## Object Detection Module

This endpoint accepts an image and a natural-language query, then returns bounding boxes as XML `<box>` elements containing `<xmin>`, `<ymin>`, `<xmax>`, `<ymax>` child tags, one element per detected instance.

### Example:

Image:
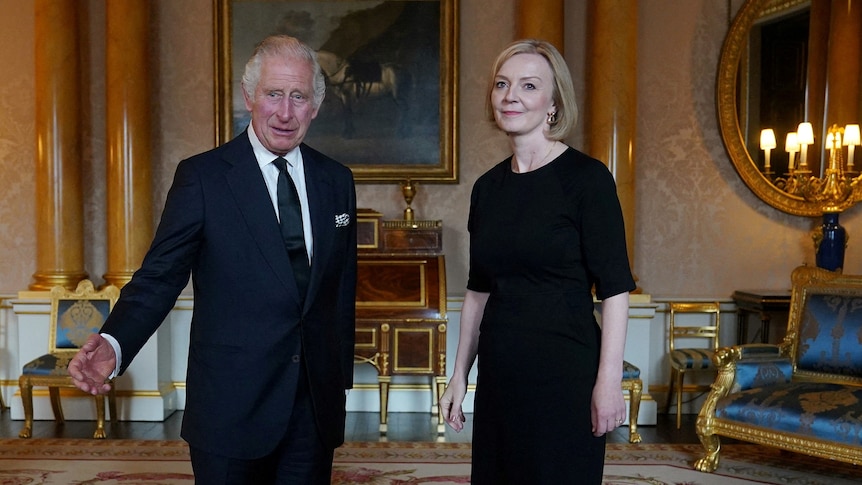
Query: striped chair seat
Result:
<box><xmin>670</xmin><ymin>348</ymin><xmax>715</xmax><ymax>371</ymax></box>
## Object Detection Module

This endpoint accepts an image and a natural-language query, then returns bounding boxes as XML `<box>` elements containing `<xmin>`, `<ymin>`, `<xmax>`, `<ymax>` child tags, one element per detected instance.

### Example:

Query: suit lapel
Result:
<box><xmin>301</xmin><ymin>144</ymin><xmax>335</xmax><ymax>307</ymax></box>
<box><xmin>222</xmin><ymin>133</ymin><xmax>301</xmax><ymax>300</ymax></box>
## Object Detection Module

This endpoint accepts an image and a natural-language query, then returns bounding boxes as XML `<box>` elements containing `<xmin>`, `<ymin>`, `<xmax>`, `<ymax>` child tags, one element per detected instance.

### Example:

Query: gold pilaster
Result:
<box><xmin>31</xmin><ymin>0</ymin><xmax>88</xmax><ymax>290</ymax></box>
<box><xmin>585</xmin><ymin>0</ymin><xmax>638</xmax><ymax>273</ymax></box>
<box><xmin>824</xmin><ymin>0</ymin><xmax>862</xmax><ymax>129</ymax></box>
<box><xmin>516</xmin><ymin>0</ymin><xmax>564</xmax><ymax>51</ymax></box>
<box><xmin>103</xmin><ymin>0</ymin><xmax>153</xmax><ymax>288</ymax></box>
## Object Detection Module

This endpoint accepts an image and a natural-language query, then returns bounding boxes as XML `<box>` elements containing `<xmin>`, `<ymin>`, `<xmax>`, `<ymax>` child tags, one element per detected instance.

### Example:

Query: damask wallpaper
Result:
<box><xmin>0</xmin><ymin>0</ymin><xmax>859</xmax><ymax>300</ymax></box>
<box><xmin>0</xmin><ymin>3</ymin><xmax>36</xmax><ymax>295</ymax></box>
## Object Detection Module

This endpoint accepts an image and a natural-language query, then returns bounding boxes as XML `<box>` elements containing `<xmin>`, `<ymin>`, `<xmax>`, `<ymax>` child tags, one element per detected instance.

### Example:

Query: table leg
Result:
<box><xmin>435</xmin><ymin>376</ymin><xmax>447</xmax><ymax>435</ymax></box>
<box><xmin>759</xmin><ymin>312</ymin><xmax>771</xmax><ymax>343</ymax></box>
<box><xmin>736</xmin><ymin>310</ymin><xmax>748</xmax><ymax>345</ymax></box>
<box><xmin>378</xmin><ymin>376</ymin><xmax>391</xmax><ymax>435</ymax></box>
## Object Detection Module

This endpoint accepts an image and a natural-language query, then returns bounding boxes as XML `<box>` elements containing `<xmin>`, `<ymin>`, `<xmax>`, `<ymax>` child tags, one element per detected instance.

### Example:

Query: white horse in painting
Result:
<box><xmin>317</xmin><ymin>50</ymin><xmax>411</xmax><ymax>138</ymax></box>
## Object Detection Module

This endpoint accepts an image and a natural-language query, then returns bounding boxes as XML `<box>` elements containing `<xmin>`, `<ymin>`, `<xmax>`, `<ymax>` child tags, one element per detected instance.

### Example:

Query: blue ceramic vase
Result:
<box><xmin>815</xmin><ymin>212</ymin><xmax>846</xmax><ymax>272</ymax></box>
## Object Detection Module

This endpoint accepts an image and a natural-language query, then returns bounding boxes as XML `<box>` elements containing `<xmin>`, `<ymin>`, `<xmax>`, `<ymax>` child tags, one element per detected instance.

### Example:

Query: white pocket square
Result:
<box><xmin>335</xmin><ymin>213</ymin><xmax>350</xmax><ymax>227</ymax></box>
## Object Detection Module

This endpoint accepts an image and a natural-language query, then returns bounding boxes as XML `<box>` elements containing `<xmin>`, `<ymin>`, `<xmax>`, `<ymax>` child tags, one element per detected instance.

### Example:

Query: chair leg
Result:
<box><xmin>93</xmin><ymin>394</ymin><xmax>108</xmax><ymax>439</ymax></box>
<box><xmin>18</xmin><ymin>376</ymin><xmax>34</xmax><ymax>438</ymax></box>
<box><xmin>676</xmin><ymin>369</ymin><xmax>684</xmax><ymax>429</ymax></box>
<box><xmin>108</xmin><ymin>387</ymin><xmax>118</xmax><ymax>424</ymax></box>
<box><xmin>664</xmin><ymin>367</ymin><xmax>675</xmax><ymax>415</ymax></box>
<box><xmin>48</xmin><ymin>386</ymin><xmax>65</xmax><ymax>424</ymax></box>
<box><xmin>628</xmin><ymin>380</ymin><xmax>643</xmax><ymax>443</ymax></box>
<box><xmin>694</xmin><ymin>428</ymin><xmax>722</xmax><ymax>472</ymax></box>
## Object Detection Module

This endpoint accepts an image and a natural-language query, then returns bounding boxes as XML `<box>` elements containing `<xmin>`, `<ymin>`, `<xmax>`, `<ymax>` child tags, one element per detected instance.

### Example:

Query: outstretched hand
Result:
<box><xmin>68</xmin><ymin>333</ymin><xmax>116</xmax><ymax>395</ymax></box>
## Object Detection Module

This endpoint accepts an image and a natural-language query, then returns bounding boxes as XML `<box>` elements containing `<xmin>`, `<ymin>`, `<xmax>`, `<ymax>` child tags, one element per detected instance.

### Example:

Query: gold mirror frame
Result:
<box><xmin>717</xmin><ymin>0</ymin><xmax>821</xmax><ymax>216</ymax></box>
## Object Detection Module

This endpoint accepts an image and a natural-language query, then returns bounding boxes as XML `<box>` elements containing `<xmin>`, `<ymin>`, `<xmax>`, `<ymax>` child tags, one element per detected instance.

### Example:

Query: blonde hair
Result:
<box><xmin>485</xmin><ymin>39</ymin><xmax>578</xmax><ymax>140</ymax></box>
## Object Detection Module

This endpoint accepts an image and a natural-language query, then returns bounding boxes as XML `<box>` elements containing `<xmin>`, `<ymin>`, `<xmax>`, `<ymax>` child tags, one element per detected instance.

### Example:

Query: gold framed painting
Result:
<box><xmin>214</xmin><ymin>0</ymin><xmax>459</xmax><ymax>183</ymax></box>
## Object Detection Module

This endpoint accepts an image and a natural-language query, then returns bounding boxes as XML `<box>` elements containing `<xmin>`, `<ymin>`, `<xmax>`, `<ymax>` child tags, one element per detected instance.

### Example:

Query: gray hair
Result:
<box><xmin>241</xmin><ymin>35</ymin><xmax>326</xmax><ymax>108</ymax></box>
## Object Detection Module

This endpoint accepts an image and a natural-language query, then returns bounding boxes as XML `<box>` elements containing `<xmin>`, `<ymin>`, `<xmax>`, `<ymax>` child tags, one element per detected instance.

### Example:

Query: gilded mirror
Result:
<box><xmin>717</xmin><ymin>0</ymin><xmax>862</xmax><ymax>216</ymax></box>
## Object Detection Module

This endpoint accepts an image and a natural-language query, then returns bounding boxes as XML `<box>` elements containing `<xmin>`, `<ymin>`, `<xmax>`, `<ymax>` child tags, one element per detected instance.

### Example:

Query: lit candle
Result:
<box><xmin>760</xmin><ymin>129</ymin><xmax>776</xmax><ymax>172</ymax></box>
<box><xmin>785</xmin><ymin>132</ymin><xmax>798</xmax><ymax>172</ymax></box>
<box><xmin>844</xmin><ymin>124</ymin><xmax>860</xmax><ymax>171</ymax></box>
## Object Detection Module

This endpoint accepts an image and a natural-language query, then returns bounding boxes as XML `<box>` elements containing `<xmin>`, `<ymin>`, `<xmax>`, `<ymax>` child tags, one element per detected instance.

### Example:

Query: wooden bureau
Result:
<box><xmin>354</xmin><ymin>210</ymin><xmax>447</xmax><ymax>434</ymax></box>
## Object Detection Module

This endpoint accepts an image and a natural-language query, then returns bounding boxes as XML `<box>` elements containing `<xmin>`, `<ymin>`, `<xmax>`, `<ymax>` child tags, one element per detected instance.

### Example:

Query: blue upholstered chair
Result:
<box><xmin>695</xmin><ymin>266</ymin><xmax>862</xmax><ymax>473</ymax></box>
<box><xmin>18</xmin><ymin>280</ymin><xmax>120</xmax><ymax>439</ymax></box>
<box><xmin>621</xmin><ymin>360</ymin><xmax>643</xmax><ymax>443</ymax></box>
<box><xmin>665</xmin><ymin>301</ymin><xmax>721</xmax><ymax>428</ymax></box>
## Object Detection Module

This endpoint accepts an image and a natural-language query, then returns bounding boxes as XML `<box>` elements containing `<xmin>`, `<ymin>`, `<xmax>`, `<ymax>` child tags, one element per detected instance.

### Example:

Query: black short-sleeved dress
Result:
<box><xmin>467</xmin><ymin>147</ymin><xmax>636</xmax><ymax>485</ymax></box>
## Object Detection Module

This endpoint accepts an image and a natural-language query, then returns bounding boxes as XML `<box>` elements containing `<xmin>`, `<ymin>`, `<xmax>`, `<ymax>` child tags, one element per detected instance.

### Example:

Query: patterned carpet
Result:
<box><xmin>0</xmin><ymin>439</ymin><xmax>858</xmax><ymax>484</ymax></box>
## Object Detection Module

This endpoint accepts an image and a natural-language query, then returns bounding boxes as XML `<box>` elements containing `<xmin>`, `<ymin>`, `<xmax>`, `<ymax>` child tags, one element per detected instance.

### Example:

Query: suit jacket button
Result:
<box><xmin>292</xmin><ymin>355</ymin><xmax>300</xmax><ymax>363</ymax></box>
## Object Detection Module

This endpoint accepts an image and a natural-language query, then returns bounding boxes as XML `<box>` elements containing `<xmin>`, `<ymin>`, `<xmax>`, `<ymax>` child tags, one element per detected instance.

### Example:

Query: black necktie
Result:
<box><xmin>274</xmin><ymin>157</ymin><xmax>309</xmax><ymax>298</ymax></box>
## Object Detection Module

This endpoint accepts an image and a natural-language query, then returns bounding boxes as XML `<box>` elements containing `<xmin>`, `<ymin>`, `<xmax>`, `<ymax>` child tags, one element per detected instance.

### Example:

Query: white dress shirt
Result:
<box><xmin>249</xmin><ymin>127</ymin><xmax>314</xmax><ymax>264</ymax></box>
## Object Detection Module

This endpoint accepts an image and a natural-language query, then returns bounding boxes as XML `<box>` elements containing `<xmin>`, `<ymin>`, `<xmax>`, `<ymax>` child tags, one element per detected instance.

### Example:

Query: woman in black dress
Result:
<box><xmin>439</xmin><ymin>39</ymin><xmax>636</xmax><ymax>484</ymax></box>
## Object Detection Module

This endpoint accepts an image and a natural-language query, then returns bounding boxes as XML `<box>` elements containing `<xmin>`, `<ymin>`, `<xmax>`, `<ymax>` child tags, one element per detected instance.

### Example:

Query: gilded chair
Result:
<box><xmin>18</xmin><ymin>280</ymin><xmax>120</xmax><ymax>439</ymax></box>
<box><xmin>694</xmin><ymin>266</ymin><xmax>862</xmax><ymax>472</ymax></box>
<box><xmin>621</xmin><ymin>360</ymin><xmax>642</xmax><ymax>443</ymax></box>
<box><xmin>664</xmin><ymin>301</ymin><xmax>721</xmax><ymax>428</ymax></box>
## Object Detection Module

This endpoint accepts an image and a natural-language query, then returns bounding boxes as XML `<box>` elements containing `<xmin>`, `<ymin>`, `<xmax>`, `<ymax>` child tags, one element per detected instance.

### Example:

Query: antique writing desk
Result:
<box><xmin>355</xmin><ymin>210</ymin><xmax>447</xmax><ymax>434</ymax></box>
<box><xmin>731</xmin><ymin>289</ymin><xmax>791</xmax><ymax>344</ymax></box>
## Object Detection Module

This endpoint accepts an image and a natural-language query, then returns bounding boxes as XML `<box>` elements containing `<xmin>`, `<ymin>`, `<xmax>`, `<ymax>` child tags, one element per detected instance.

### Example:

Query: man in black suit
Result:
<box><xmin>69</xmin><ymin>35</ymin><xmax>357</xmax><ymax>484</ymax></box>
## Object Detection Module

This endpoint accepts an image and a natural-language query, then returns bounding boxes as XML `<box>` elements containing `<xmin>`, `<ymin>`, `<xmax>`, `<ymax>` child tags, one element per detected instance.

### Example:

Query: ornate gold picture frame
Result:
<box><xmin>214</xmin><ymin>0</ymin><xmax>459</xmax><ymax>183</ymax></box>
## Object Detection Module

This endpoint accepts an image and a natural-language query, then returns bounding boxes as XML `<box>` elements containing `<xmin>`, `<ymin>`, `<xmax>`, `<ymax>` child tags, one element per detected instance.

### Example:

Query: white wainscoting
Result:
<box><xmin>2</xmin><ymin>293</ymin><xmax>743</xmax><ymax>426</ymax></box>
<box><xmin>6</xmin><ymin>293</ymin><xmax>190</xmax><ymax>422</ymax></box>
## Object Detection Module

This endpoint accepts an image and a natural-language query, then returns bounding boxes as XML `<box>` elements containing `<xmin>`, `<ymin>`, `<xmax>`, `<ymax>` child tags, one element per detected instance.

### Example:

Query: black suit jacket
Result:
<box><xmin>100</xmin><ymin>132</ymin><xmax>357</xmax><ymax>458</ymax></box>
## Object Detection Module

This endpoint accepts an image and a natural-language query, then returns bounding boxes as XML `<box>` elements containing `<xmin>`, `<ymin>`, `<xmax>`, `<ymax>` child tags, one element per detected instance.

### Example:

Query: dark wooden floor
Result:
<box><xmin>0</xmin><ymin>408</ymin><xmax>701</xmax><ymax>444</ymax></box>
